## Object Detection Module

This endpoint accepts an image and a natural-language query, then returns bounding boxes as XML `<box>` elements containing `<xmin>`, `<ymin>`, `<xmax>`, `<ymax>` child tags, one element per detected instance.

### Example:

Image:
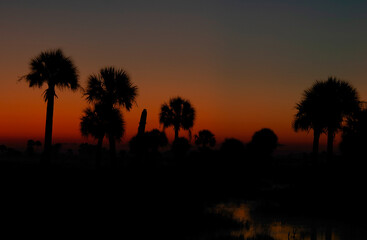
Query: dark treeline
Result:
<box><xmin>2</xmin><ymin>50</ymin><xmax>367</xmax><ymax>239</ymax></box>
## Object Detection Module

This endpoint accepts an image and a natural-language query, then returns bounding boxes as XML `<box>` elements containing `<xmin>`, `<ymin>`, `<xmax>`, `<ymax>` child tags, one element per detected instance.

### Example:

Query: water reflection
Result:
<box><xmin>214</xmin><ymin>202</ymin><xmax>364</xmax><ymax>240</ymax></box>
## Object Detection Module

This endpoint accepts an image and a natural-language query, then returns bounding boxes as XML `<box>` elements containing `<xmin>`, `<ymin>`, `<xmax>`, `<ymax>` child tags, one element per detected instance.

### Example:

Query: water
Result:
<box><xmin>213</xmin><ymin>201</ymin><xmax>366</xmax><ymax>240</ymax></box>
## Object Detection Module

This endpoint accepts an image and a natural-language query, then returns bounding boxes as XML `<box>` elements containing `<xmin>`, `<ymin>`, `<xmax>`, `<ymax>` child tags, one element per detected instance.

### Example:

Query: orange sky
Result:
<box><xmin>1</xmin><ymin>1</ymin><xmax>367</xmax><ymax>153</ymax></box>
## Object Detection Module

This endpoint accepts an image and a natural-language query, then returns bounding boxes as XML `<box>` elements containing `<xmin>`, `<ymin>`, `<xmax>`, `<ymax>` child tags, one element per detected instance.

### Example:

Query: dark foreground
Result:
<box><xmin>1</xmin><ymin>153</ymin><xmax>367</xmax><ymax>239</ymax></box>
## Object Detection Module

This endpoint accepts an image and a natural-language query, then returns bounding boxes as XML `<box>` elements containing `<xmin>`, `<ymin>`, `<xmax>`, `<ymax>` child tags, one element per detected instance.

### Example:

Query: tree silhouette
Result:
<box><xmin>159</xmin><ymin>97</ymin><xmax>195</xmax><ymax>141</ymax></box>
<box><xmin>84</xmin><ymin>67</ymin><xmax>137</xmax><ymax>165</ymax></box>
<box><xmin>340</xmin><ymin>107</ymin><xmax>367</xmax><ymax>160</ymax></box>
<box><xmin>248</xmin><ymin>128</ymin><xmax>278</xmax><ymax>158</ymax></box>
<box><xmin>80</xmin><ymin>103</ymin><xmax>125</xmax><ymax>167</ymax></box>
<box><xmin>21</xmin><ymin>49</ymin><xmax>79</xmax><ymax>161</ymax></box>
<box><xmin>220</xmin><ymin>138</ymin><xmax>245</xmax><ymax>158</ymax></box>
<box><xmin>293</xmin><ymin>98</ymin><xmax>325</xmax><ymax>157</ymax></box>
<box><xmin>129</xmin><ymin>129</ymin><xmax>168</xmax><ymax>155</ymax></box>
<box><xmin>194</xmin><ymin>130</ymin><xmax>216</xmax><ymax>150</ymax></box>
<box><xmin>294</xmin><ymin>77</ymin><xmax>360</xmax><ymax>158</ymax></box>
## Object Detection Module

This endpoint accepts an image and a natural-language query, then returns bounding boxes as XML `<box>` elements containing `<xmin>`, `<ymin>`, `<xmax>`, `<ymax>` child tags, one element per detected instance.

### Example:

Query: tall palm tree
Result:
<box><xmin>294</xmin><ymin>77</ymin><xmax>360</xmax><ymax>158</ymax></box>
<box><xmin>159</xmin><ymin>97</ymin><xmax>196</xmax><ymax>141</ymax></box>
<box><xmin>22</xmin><ymin>49</ymin><xmax>79</xmax><ymax>160</ymax></box>
<box><xmin>84</xmin><ymin>67</ymin><xmax>137</xmax><ymax>164</ymax></box>
<box><xmin>80</xmin><ymin>103</ymin><xmax>125</xmax><ymax>167</ymax></box>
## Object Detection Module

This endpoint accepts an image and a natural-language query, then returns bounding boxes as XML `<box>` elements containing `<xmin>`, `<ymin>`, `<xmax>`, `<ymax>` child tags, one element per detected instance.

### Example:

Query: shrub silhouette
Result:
<box><xmin>129</xmin><ymin>129</ymin><xmax>168</xmax><ymax>155</ymax></box>
<box><xmin>21</xmin><ymin>49</ymin><xmax>79</xmax><ymax>162</ymax></box>
<box><xmin>194</xmin><ymin>129</ymin><xmax>216</xmax><ymax>150</ymax></box>
<box><xmin>340</xmin><ymin>108</ymin><xmax>367</xmax><ymax>160</ymax></box>
<box><xmin>248</xmin><ymin>128</ymin><xmax>278</xmax><ymax>158</ymax></box>
<box><xmin>159</xmin><ymin>97</ymin><xmax>195</xmax><ymax>141</ymax></box>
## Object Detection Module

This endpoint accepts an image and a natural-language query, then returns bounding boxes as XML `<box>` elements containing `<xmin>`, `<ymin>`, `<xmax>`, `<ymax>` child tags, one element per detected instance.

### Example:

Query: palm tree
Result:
<box><xmin>84</xmin><ymin>67</ymin><xmax>137</xmax><ymax>164</ymax></box>
<box><xmin>294</xmin><ymin>77</ymin><xmax>360</xmax><ymax>158</ymax></box>
<box><xmin>80</xmin><ymin>103</ymin><xmax>125</xmax><ymax>167</ymax></box>
<box><xmin>159</xmin><ymin>97</ymin><xmax>196</xmax><ymax>141</ymax></box>
<box><xmin>293</xmin><ymin>97</ymin><xmax>326</xmax><ymax>157</ymax></box>
<box><xmin>194</xmin><ymin>130</ymin><xmax>216</xmax><ymax>149</ymax></box>
<box><xmin>22</xmin><ymin>49</ymin><xmax>79</xmax><ymax>161</ymax></box>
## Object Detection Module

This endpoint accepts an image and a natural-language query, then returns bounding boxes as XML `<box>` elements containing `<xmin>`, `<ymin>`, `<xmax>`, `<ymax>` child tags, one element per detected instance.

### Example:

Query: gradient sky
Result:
<box><xmin>1</xmin><ymin>0</ymin><xmax>367</xmax><ymax>152</ymax></box>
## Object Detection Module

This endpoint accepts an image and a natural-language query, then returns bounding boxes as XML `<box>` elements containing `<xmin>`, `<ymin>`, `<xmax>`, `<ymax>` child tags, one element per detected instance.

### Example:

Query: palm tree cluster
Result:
<box><xmin>293</xmin><ymin>77</ymin><xmax>360</xmax><ymax>158</ymax></box>
<box><xmin>82</xmin><ymin>67</ymin><xmax>137</xmax><ymax>165</ymax></box>
<box><xmin>22</xmin><ymin>49</ymin><xmax>138</xmax><ymax>166</ymax></box>
<box><xmin>22</xmin><ymin>49</ymin><xmax>363</xmax><ymax>166</ymax></box>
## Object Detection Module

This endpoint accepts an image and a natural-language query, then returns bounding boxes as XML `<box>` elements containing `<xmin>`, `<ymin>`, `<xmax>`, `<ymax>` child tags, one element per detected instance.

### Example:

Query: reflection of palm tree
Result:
<box><xmin>159</xmin><ymin>97</ymin><xmax>195</xmax><ymax>141</ymax></box>
<box><xmin>80</xmin><ymin>104</ymin><xmax>124</xmax><ymax>167</ymax></box>
<box><xmin>294</xmin><ymin>77</ymin><xmax>360</xmax><ymax>157</ymax></box>
<box><xmin>22</xmin><ymin>49</ymin><xmax>79</xmax><ymax>161</ymax></box>
<box><xmin>84</xmin><ymin>67</ymin><xmax>137</xmax><ymax>164</ymax></box>
<box><xmin>194</xmin><ymin>130</ymin><xmax>216</xmax><ymax>149</ymax></box>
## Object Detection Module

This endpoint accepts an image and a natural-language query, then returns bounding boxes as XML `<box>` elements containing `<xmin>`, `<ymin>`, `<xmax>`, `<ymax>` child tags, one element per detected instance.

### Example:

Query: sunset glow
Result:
<box><xmin>1</xmin><ymin>1</ymin><xmax>367</xmax><ymax>153</ymax></box>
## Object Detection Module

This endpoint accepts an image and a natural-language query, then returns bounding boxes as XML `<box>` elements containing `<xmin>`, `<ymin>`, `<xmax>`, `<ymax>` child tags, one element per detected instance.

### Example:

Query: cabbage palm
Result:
<box><xmin>159</xmin><ymin>97</ymin><xmax>195</xmax><ymax>141</ymax></box>
<box><xmin>84</xmin><ymin>67</ymin><xmax>137</xmax><ymax>164</ymax></box>
<box><xmin>293</xmin><ymin>97</ymin><xmax>326</xmax><ymax>157</ymax></box>
<box><xmin>80</xmin><ymin>103</ymin><xmax>124</xmax><ymax>167</ymax></box>
<box><xmin>22</xmin><ymin>49</ymin><xmax>79</xmax><ymax>160</ymax></box>
<box><xmin>294</xmin><ymin>77</ymin><xmax>360</xmax><ymax>158</ymax></box>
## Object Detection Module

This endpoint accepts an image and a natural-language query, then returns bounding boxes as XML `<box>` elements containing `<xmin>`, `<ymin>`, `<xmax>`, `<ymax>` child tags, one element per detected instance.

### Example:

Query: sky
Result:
<box><xmin>1</xmin><ymin>0</ymin><xmax>367</xmax><ymax>152</ymax></box>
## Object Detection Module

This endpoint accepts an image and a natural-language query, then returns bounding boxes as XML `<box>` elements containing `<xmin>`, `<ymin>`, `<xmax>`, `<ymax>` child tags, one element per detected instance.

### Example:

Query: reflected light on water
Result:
<box><xmin>215</xmin><ymin>202</ymin><xmax>343</xmax><ymax>240</ymax></box>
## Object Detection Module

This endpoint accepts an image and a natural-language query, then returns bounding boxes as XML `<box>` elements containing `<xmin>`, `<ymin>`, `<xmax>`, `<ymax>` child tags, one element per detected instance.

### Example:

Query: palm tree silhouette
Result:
<box><xmin>21</xmin><ymin>49</ymin><xmax>79</xmax><ymax>161</ymax></box>
<box><xmin>293</xmin><ymin>96</ymin><xmax>326</xmax><ymax>158</ymax></box>
<box><xmin>194</xmin><ymin>130</ymin><xmax>216</xmax><ymax>149</ymax></box>
<box><xmin>80</xmin><ymin>103</ymin><xmax>125</xmax><ymax>167</ymax></box>
<box><xmin>159</xmin><ymin>97</ymin><xmax>195</xmax><ymax>141</ymax></box>
<box><xmin>84</xmin><ymin>67</ymin><xmax>137</xmax><ymax>164</ymax></box>
<box><xmin>294</xmin><ymin>77</ymin><xmax>360</xmax><ymax>158</ymax></box>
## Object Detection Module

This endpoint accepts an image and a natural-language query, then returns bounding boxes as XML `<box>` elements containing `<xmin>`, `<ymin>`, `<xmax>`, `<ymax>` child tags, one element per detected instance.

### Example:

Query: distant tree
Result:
<box><xmin>21</xmin><ymin>49</ymin><xmax>79</xmax><ymax>162</ymax></box>
<box><xmin>159</xmin><ymin>97</ymin><xmax>195</xmax><ymax>141</ymax></box>
<box><xmin>294</xmin><ymin>77</ymin><xmax>360</xmax><ymax>158</ymax></box>
<box><xmin>84</xmin><ymin>67</ymin><xmax>137</xmax><ymax>165</ymax></box>
<box><xmin>129</xmin><ymin>129</ymin><xmax>168</xmax><ymax>155</ymax></box>
<box><xmin>194</xmin><ymin>130</ymin><xmax>216</xmax><ymax>150</ymax></box>
<box><xmin>80</xmin><ymin>103</ymin><xmax>124</xmax><ymax>167</ymax></box>
<box><xmin>248</xmin><ymin>128</ymin><xmax>278</xmax><ymax>158</ymax></box>
<box><xmin>340</xmin><ymin>107</ymin><xmax>367</xmax><ymax>159</ymax></box>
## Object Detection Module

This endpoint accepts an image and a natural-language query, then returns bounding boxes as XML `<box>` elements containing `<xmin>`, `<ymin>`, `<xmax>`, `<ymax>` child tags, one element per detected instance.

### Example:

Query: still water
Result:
<box><xmin>213</xmin><ymin>202</ymin><xmax>366</xmax><ymax>240</ymax></box>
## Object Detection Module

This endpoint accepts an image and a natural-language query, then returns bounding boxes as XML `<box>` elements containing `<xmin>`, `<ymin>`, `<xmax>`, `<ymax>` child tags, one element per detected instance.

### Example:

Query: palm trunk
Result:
<box><xmin>312</xmin><ymin>129</ymin><xmax>320</xmax><ymax>162</ymax></box>
<box><xmin>96</xmin><ymin>137</ymin><xmax>103</xmax><ymax>168</ymax></box>
<box><xmin>327</xmin><ymin>127</ymin><xmax>334</xmax><ymax>160</ymax></box>
<box><xmin>43</xmin><ymin>86</ymin><xmax>55</xmax><ymax>164</ymax></box>
<box><xmin>109</xmin><ymin>135</ymin><xmax>117</xmax><ymax>167</ymax></box>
